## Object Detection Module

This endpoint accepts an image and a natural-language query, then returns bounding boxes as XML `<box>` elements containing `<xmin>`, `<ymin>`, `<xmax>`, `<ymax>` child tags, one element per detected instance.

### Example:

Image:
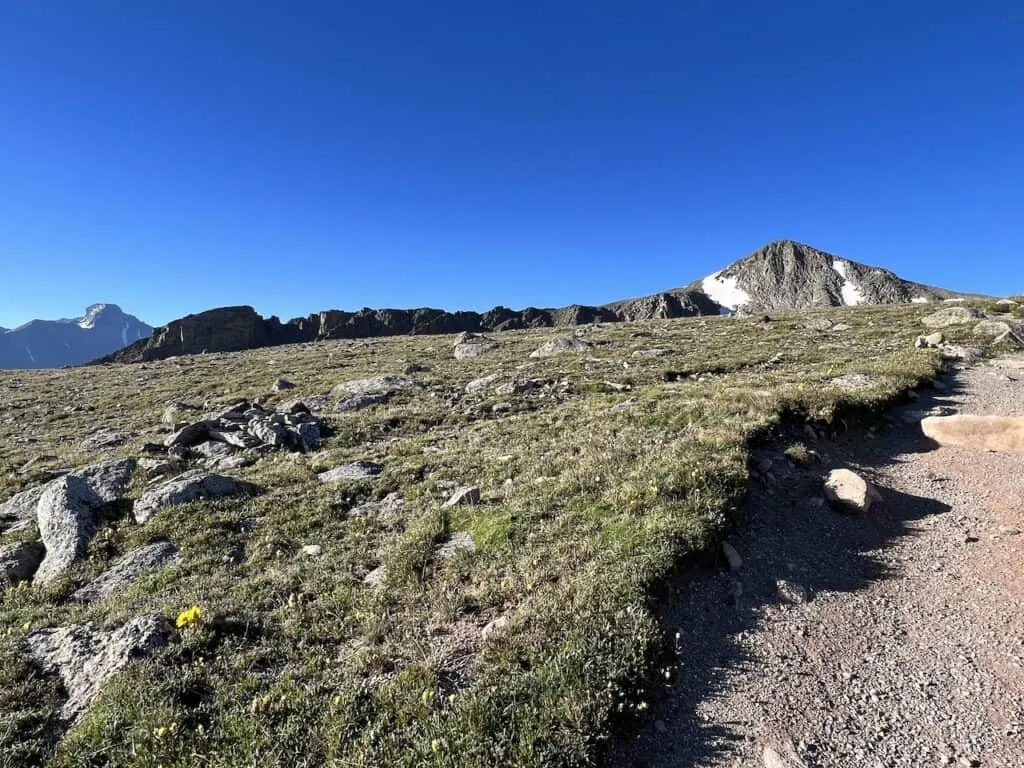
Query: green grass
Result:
<box><xmin>0</xmin><ymin>303</ymin><xmax>998</xmax><ymax>767</ymax></box>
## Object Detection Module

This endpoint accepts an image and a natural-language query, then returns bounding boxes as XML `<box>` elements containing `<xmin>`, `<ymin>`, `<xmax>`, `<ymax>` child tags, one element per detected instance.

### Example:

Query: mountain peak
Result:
<box><xmin>78</xmin><ymin>304</ymin><xmax>125</xmax><ymax>329</ymax></box>
<box><xmin>0</xmin><ymin>305</ymin><xmax>151</xmax><ymax>369</ymax></box>
<box><xmin>696</xmin><ymin>240</ymin><xmax>955</xmax><ymax>313</ymax></box>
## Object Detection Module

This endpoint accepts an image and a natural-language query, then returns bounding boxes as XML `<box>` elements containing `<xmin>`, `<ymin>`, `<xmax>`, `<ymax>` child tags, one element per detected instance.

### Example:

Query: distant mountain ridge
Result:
<box><xmin>0</xmin><ymin>304</ymin><xmax>151</xmax><ymax>369</ymax></box>
<box><xmin>96</xmin><ymin>240</ymin><xmax>967</xmax><ymax>365</ymax></box>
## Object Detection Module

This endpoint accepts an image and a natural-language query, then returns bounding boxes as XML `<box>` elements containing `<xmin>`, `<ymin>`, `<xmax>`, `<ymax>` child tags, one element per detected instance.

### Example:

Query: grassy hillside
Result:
<box><xmin>0</xmin><ymin>304</ymin><xmax>988</xmax><ymax>767</ymax></box>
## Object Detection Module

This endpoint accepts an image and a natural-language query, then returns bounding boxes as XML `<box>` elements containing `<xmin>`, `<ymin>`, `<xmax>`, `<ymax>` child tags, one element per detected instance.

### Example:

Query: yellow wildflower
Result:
<box><xmin>175</xmin><ymin>606</ymin><xmax>203</xmax><ymax>629</ymax></box>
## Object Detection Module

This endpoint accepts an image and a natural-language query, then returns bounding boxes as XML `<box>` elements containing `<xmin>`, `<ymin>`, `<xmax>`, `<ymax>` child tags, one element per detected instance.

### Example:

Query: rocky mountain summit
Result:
<box><xmin>691</xmin><ymin>240</ymin><xmax>956</xmax><ymax>313</ymax></box>
<box><xmin>0</xmin><ymin>304</ymin><xmax>151</xmax><ymax>369</ymax></box>
<box><xmin>96</xmin><ymin>240</ymin><xmax>967</xmax><ymax>365</ymax></box>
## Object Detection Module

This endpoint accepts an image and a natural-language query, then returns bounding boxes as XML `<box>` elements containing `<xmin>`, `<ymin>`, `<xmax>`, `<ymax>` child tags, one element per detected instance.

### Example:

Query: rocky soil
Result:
<box><xmin>611</xmin><ymin>355</ymin><xmax>1024</xmax><ymax>768</ymax></box>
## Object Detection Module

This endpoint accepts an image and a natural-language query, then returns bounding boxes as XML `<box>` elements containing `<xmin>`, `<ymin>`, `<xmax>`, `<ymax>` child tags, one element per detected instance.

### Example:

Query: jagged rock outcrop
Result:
<box><xmin>0</xmin><ymin>304</ymin><xmax>150</xmax><ymax>369</ymax></box>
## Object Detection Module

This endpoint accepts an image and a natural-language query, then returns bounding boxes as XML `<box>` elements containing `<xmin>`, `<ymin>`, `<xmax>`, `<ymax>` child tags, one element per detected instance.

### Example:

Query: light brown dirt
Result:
<box><xmin>610</xmin><ymin>355</ymin><xmax>1024</xmax><ymax>768</ymax></box>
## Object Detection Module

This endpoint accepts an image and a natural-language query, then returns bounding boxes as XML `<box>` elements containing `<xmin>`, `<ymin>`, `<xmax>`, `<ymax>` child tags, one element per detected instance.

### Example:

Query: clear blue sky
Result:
<box><xmin>1</xmin><ymin>1</ymin><xmax>1022</xmax><ymax>327</ymax></box>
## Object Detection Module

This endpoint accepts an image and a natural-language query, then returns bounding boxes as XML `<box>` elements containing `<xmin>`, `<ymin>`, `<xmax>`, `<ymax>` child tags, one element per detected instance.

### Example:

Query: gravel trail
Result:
<box><xmin>611</xmin><ymin>355</ymin><xmax>1024</xmax><ymax>768</ymax></box>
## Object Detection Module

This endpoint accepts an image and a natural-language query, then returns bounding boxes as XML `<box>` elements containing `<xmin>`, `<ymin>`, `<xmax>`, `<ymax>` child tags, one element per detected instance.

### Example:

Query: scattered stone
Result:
<box><xmin>466</xmin><ymin>374</ymin><xmax>500</xmax><ymax>393</ymax></box>
<box><xmin>331</xmin><ymin>376</ymin><xmax>423</xmax><ymax>397</ymax></box>
<box><xmin>164</xmin><ymin>421</ymin><xmax>212</xmax><ymax>449</ymax></box>
<box><xmin>363</xmin><ymin>565</ymin><xmax>387</xmax><ymax>589</ymax></box>
<box><xmin>721</xmin><ymin>541</ymin><xmax>742</xmax><ymax>571</ymax></box>
<box><xmin>138</xmin><ymin>456</ymin><xmax>185</xmax><ymax>479</ymax></box>
<box><xmin>301</xmin><ymin>544</ymin><xmax>323</xmax><ymax>557</ymax></box>
<box><xmin>823</xmin><ymin>468</ymin><xmax>874</xmax><ymax>514</ymax></box>
<box><xmin>436</xmin><ymin>531</ymin><xmax>475</xmax><ymax>558</ymax></box>
<box><xmin>938</xmin><ymin>345</ymin><xmax>984</xmax><ymax>363</ymax></box>
<box><xmin>495</xmin><ymin>379</ymin><xmax>548</xmax><ymax>396</ymax></box>
<box><xmin>347</xmin><ymin>493</ymin><xmax>404</xmax><ymax>520</ymax></box>
<box><xmin>631</xmin><ymin>348</ymin><xmax>674</xmax><ymax>358</ymax></box>
<box><xmin>915</xmin><ymin>332</ymin><xmax>946</xmax><ymax>349</ymax></box>
<box><xmin>192</xmin><ymin>441</ymin><xmax>235</xmax><ymax>461</ymax></box>
<box><xmin>35</xmin><ymin>476</ymin><xmax>104</xmax><ymax>583</ymax></box>
<box><xmin>610</xmin><ymin>397</ymin><xmax>639</xmax><ymax>414</ymax></box>
<box><xmin>0</xmin><ymin>541</ymin><xmax>45</xmax><ymax>590</ymax></box>
<box><xmin>247</xmin><ymin>417</ymin><xmax>287</xmax><ymax>448</ymax></box>
<box><xmin>921</xmin><ymin>415</ymin><xmax>1024</xmax><ymax>453</ymax></box>
<box><xmin>776</xmin><ymin>580</ymin><xmax>810</xmax><ymax>604</ymax></box>
<box><xmin>78</xmin><ymin>428</ymin><xmax>128</xmax><ymax>452</ymax></box>
<box><xmin>921</xmin><ymin>306</ymin><xmax>982</xmax><ymax>328</ymax></box>
<box><xmin>272</xmin><ymin>378</ymin><xmax>296</xmax><ymax>391</ymax></box>
<box><xmin>317</xmin><ymin>461</ymin><xmax>384</xmax><ymax>483</ymax></box>
<box><xmin>481</xmin><ymin>615</ymin><xmax>509</xmax><ymax>639</ymax></box>
<box><xmin>335</xmin><ymin>392</ymin><xmax>389</xmax><ymax>412</ymax></box>
<box><xmin>0</xmin><ymin>485</ymin><xmax>47</xmax><ymax>534</ymax></box>
<box><xmin>72</xmin><ymin>541</ymin><xmax>180</xmax><ymax>604</ymax></box>
<box><xmin>134</xmin><ymin>471</ymin><xmax>243</xmax><ymax>524</ymax></box>
<box><xmin>443</xmin><ymin>485</ymin><xmax>481</xmax><ymax>507</ymax></box>
<box><xmin>26</xmin><ymin>615</ymin><xmax>171</xmax><ymax>723</ymax></box>
<box><xmin>454</xmin><ymin>335</ymin><xmax>498</xmax><ymax>359</ymax></box>
<box><xmin>804</xmin><ymin>316</ymin><xmax>833</xmax><ymax>331</ymax></box>
<box><xmin>830</xmin><ymin>323</ymin><xmax>851</xmax><ymax>332</ymax></box>
<box><xmin>529</xmin><ymin>338</ymin><xmax>591</xmax><ymax>358</ymax></box>
<box><xmin>994</xmin><ymin>298</ymin><xmax>1020</xmax><ymax>310</ymax></box>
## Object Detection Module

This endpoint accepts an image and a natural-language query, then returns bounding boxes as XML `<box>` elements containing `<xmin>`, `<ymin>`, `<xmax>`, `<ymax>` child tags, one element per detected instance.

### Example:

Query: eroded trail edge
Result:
<box><xmin>612</xmin><ymin>355</ymin><xmax>1024</xmax><ymax>768</ymax></box>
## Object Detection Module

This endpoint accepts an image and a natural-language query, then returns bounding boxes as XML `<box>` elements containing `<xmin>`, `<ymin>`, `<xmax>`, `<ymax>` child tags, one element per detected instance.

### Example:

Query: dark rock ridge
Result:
<box><xmin>0</xmin><ymin>304</ymin><xmax>151</xmax><ymax>369</ymax></box>
<box><xmin>94</xmin><ymin>240</ymin><xmax>965</xmax><ymax>364</ymax></box>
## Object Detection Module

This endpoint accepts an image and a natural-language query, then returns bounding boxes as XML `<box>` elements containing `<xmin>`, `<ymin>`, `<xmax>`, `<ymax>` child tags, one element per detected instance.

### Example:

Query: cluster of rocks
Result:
<box><xmin>918</xmin><ymin>307</ymin><xmax>1024</xmax><ymax>355</ymax></box>
<box><xmin>159</xmin><ymin>398</ymin><xmax>324</xmax><ymax>467</ymax></box>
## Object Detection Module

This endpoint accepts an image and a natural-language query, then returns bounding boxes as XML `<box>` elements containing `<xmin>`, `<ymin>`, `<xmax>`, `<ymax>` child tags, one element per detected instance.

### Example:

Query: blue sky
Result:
<box><xmin>1</xmin><ymin>1</ymin><xmax>1022</xmax><ymax>328</ymax></box>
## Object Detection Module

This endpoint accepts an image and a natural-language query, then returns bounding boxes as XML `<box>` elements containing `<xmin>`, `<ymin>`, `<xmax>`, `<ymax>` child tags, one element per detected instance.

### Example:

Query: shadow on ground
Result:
<box><xmin>606</xmin><ymin>378</ymin><xmax>962</xmax><ymax>768</ymax></box>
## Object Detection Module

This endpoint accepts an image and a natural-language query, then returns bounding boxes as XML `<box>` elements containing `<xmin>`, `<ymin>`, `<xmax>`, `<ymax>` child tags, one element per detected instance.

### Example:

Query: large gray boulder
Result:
<box><xmin>317</xmin><ymin>462</ymin><xmax>384</xmax><ymax>483</ymax></box>
<box><xmin>0</xmin><ymin>541</ymin><xmax>45</xmax><ymax>590</ymax></box>
<box><xmin>75</xmin><ymin>458</ymin><xmax>136</xmax><ymax>503</ymax></box>
<box><xmin>529</xmin><ymin>338</ymin><xmax>592</xmax><ymax>358</ymax></box>
<box><xmin>331</xmin><ymin>376</ymin><xmax>423</xmax><ymax>397</ymax></box>
<box><xmin>454</xmin><ymin>334</ymin><xmax>498</xmax><ymax>360</ymax></box>
<box><xmin>35</xmin><ymin>476</ymin><xmax>104</xmax><ymax>584</ymax></box>
<box><xmin>134</xmin><ymin>471</ymin><xmax>242</xmax><ymax>524</ymax></box>
<box><xmin>72</xmin><ymin>541</ymin><xmax>180</xmax><ymax>604</ymax></box>
<box><xmin>823</xmin><ymin>469</ymin><xmax>874</xmax><ymax>514</ymax></box>
<box><xmin>26</xmin><ymin>615</ymin><xmax>171</xmax><ymax>723</ymax></box>
<box><xmin>921</xmin><ymin>306</ymin><xmax>982</xmax><ymax>328</ymax></box>
<box><xmin>164</xmin><ymin>421</ymin><xmax>212</xmax><ymax>449</ymax></box>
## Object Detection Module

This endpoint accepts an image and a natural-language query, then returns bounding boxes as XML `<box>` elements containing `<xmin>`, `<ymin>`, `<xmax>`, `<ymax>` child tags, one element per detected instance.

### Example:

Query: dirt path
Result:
<box><xmin>610</xmin><ymin>355</ymin><xmax>1024</xmax><ymax>768</ymax></box>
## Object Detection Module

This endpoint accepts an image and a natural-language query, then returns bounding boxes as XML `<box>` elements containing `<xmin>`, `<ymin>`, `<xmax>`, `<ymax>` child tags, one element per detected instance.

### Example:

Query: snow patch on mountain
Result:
<box><xmin>831</xmin><ymin>260</ymin><xmax>866</xmax><ymax>306</ymax></box>
<box><xmin>700</xmin><ymin>271</ymin><xmax>751</xmax><ymax>313</ymax></box>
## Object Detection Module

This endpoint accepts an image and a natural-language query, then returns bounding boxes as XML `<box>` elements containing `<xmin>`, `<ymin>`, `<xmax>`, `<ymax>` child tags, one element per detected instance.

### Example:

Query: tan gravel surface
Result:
<box><xmin>611</xmin><ymin>355</ymin><xmax>1024</xmax><ymax>768</ymax></box>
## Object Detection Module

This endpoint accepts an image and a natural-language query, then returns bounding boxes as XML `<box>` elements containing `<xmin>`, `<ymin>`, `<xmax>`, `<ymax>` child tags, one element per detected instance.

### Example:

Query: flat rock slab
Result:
<box><xmin>317</xmin><ymin>461</ymin><xmax>384</xmax><ymax>483</ymax></box>
<box><xmin>466</xmin><ymin>374</ymin><xmax>500</xmax><ymax>393</ymax></box>
<box><xmin>78</xmin><ymin>428</ymin><xmax>129</xmax><ymax>452</ymax></box>
<box><xmin>529</xmin><ymin>338</ymin><xmax>592</xmax><ymax>358</ymax></box>
<box><xmin>35</xmin><ymin>476</ymin><xmax>104</xmax><ymax>584</ymax></box>
<box><xmin>454</xmin><ymin>341</ymin><xmax>498</xmax><ymax>360</ymax></box>
<box><xmin>436</xmin><ymin>531</ymin><xmax>475</xmax><ymax>559</ymax></box>
<box><xmin>829</xmin><ymin>373</ymin><xmax>873</xmax><ymax>390</ymax></box>
<box><xmin>26</xmin><ymin>615</ymin><xmax>171</xmax><ymax>723</ymax></box>
<box><xmin>823</xmin><ymin>468</ymin><xmax>873</xmax><ymax>514</ymax></box>
<box><xmin>331</xmin><ymin>376</ymin><xmax>423</xmax><ymax>397</ymax></box>
<box><xmin>72</xmin><ymin>541</ymin><xmax>181</xmax><ymax>604</ymax></box>
<box><xmin>921</xmin><ymin>306</ymin><xmax>982</xmax><ymax>328</ymax></box>
<box><xmin>0</xmin><ymin>541</ymin><xmax>45</xmax><ymax>590</ymax></box>
<box><xmin>335</xmin><ymin>392</ymin><xmax>390</xmax><ymax>412</ymax></box>
<box><xmin>134</xmin><ymin>471</ymin><xmax>242</xmax><ymax>524</ymax></box>
<box><xmin>921</xmin><ymin>415</ymin><xmax>1024</xmax><ymax>453</ymax></box>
